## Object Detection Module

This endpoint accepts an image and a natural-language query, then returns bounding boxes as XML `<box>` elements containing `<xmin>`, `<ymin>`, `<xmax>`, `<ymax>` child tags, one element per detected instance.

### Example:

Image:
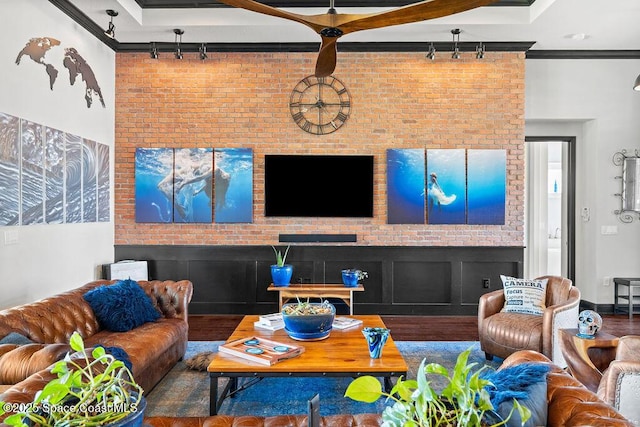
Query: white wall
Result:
<box><xmin>526</xmin><ymin>59</ymin><xmax>640</xmax><ymax>304</ymax></box>
<box><xmin>0</xmin><ymin>0</ymin><xmax>115</xmax><ymax>308</ymax></box>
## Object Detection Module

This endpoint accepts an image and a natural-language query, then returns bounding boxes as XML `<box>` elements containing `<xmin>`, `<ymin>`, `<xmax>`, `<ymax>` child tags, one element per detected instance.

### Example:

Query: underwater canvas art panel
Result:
<box><xmin>467</xmin><ymin>149</ymin><xmax>506</xmax><ymax>225</ymax></box>
<box><xmin>135</xmin><ymin>148</ymin><xmax>174</xmax><ymax>223</ymax></box>
<box><xmin>173</xmin><ymin>148</ymin><xmax>213</xmax><ymax>223</ymax></box>
<box><xmin>386</xmin><ymin>148</ymin><xmax>425</xmax><ymax>224</ymax></box>
<box><xmin>44</xmin><ymin>127</ymin><xmax>65</xmax><ymax>224</ymax></box>
<box><xmin>0</xmin><ymin>113</ymin><xmax>20</xmax><ymax>226</ymax></box>
<box><xmin>214</xmin><ymin>148</ymin><xmax>253</xmax><ymax>223</ymax></box>
<box><xmin>426</xmin><ymin>149</ymin><xmax>466</xmax><ymax>225</ymax></box>
<box><xmin>21</xmin><ymin>119</ymin><xmax>44</xmax><ymax>225</ymax></box>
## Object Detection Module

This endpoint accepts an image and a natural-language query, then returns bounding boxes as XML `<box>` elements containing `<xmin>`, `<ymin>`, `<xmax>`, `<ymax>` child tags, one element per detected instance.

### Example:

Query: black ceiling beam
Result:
<box><xmin>134</xmin><ymin>0</ymin><xmax>534</xmax><ymax>8</ymax></box>
<box><xmin>526</xmin><ymin>50</ymin><xmax>640</xmax><ymax>59</ymax></box>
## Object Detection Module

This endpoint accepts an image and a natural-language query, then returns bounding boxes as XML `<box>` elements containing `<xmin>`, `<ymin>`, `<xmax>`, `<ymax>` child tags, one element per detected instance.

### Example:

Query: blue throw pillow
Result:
<box><xmin>83</xmin><ymin>279</ymin><xmax>160</xmax><ymax>332</ymax></box>
<box><xmin>0</xmin><ymin>332</ymin><xmax>33</xmax><ymax>345</ymax></box>
<box><xmin>481</xmin><ymin>363</ymin><xmax>550</xmax><ymax>427</ymax></box>
<box><xmin>95</xmin><ymin>345</ymin><xmax>133</xmax><ymax>371</ymax></box>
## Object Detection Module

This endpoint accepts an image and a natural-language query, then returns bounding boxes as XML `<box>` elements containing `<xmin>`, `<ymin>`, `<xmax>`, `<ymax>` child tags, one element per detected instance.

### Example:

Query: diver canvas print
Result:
<box><xmin>0</xmin><ymin>113</ymin><xmax>20</xmax><ymax>226</ymax></box>
<box><xmin>467</xmin><ymin>149</ymin><xmax>506</xmax><ymax>225</ymax></box>
<box><xmin>386</xmin><ymin>148</ymin><xmax>425</xmax><ymax>224</ymax></box>
<box><xmin>135</xmin><ymin>148</ymin><xmax>174</xmax><ymax>223</ymax></box>
<box><xmin>21</xmin><ymin>119</ymin><xmax>44</xmax><ymax>225</ymax></box>
<box><xmin>173</xmin><ymin>148</ymin><xmax>213</xmax><ymax>223</ymax></box>
<box><xmin>426</xmin><ymin>149</ymin><xmax>466</xmax><ymax>225</ymax></box>
<box><xmin>214</xmin><ymin>148</ymin><xmax>253</xmax><ymax>223</ymax></box>
<box><xmin>44</xmin><ymin>127</ymin><xmax>65</xmax><ymax>224</ymax></box>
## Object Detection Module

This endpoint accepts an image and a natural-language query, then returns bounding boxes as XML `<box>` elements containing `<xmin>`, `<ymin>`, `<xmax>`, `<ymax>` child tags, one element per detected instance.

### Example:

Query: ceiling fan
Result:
<box><xmin>214</xmin><ymin>0</ymin><xmax>498</xmax><ymax>77</ymax></box>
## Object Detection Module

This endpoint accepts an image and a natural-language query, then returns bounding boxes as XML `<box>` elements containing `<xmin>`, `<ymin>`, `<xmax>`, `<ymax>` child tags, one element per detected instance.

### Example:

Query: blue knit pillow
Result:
<box><xmin>95</xmin><ymin>345</ymin><xmax>133</xmax><ymax>371</ymax></box>
<box><xmin>84</xmin><ymin>279</ymin><xmax>160</xmax><ymax>332</ymax></box>
<box><xmin>481</xmin><ymin>363</ymin><xmax>550</xmax><ymax>427</ymax></box>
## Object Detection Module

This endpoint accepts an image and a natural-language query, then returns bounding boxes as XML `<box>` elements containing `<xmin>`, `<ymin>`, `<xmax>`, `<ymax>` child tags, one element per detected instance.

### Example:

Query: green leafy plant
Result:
<box><xmin>344</xmin><ymin>269</ymin><xmax>368</xmax><ymax>281</ymax></box>
<box><xmin>0</xmin><ymin>331</ymin><xmax>144</xmax><ymax>427</ymax></box>
<box><xmin>271</xmin><ymin>245</ymin><xmax>290</xmax><ymax>267</ymax></box>
<box><xmin>345</xmin><ymin>347</ymin><xmax>531</xmax><ymax>427</ymax></box>
<box><xmin>282</xmin><ymin>298</ymin><xmax>334</xmax><ymax>315</ymax></box>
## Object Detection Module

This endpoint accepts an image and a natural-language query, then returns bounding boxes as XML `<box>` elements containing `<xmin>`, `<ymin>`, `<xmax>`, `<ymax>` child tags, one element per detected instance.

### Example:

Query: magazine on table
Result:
<box><xmin>332</xmin><ymin>317</ymin><xmax>363</xmax><ymax>330</ymax></box>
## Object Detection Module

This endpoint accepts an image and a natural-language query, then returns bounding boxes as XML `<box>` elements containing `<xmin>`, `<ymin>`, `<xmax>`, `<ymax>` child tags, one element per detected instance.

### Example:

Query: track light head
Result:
<box><xmin>104</xmin><ymin>10</ymin><xmax>118</xmax><ymax>39</ymax></box>
<box><xmin>174</xmin><ymin>29</ymin><xmax>184</xmax><ymax>60</ymax></box>
<box><xmin>476</xmin><ymin>42</ymin><xmax>485</xmax><ymax>59</ymax></box>
<box><xmin>634</xmin><ymin>74</ymin><xmax>640</xmax><ymax>91</ymax></box>
<box><xmin>150</xmin><ymin>42</ymin><xmax>158</xmax><ymax>59</ymax></box>
<box><xmin>451</xmin><ymin>28</ymin><xmax>461</xmax><ymax>60</ymax></box>
<box><xmin>199</xmin><ymin>43</ymin><xmax>208</xmax><ymax>61</ymax></box>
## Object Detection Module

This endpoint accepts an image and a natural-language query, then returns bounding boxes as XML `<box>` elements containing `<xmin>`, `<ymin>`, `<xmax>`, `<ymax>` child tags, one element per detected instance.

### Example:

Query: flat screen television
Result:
<box><xmin>265</xmin><ymin>154</ymin><xmax>374</xmax><ymax>217</ymax></box>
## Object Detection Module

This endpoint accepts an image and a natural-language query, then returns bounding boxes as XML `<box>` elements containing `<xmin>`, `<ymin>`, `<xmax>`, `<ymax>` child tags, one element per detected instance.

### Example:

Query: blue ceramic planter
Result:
<box><xmin>341</xmin><ymin>269</ymin><xmax>361</xmax><ymax>287</ymax></box>
<box><xmin>110</xmin><ymin>396</ymin><xmax>146</xmax><ymax>427</ymax></box>
<box><xmin>282</xmin><ymin>303</ymin><xmax>336</xmax><ymax>341</ymax></box>
<box><xmin>271</xmin><ymin>264</ymin><xmax>293</xmax><ymax>287</ymax></box>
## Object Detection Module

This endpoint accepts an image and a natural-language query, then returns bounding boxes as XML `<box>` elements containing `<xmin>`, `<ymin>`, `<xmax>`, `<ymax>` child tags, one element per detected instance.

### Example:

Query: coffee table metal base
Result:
<box><xmin>209</xmin><ymin>371</ymin><xmax>399</xmax><ymax>415</ymax></box>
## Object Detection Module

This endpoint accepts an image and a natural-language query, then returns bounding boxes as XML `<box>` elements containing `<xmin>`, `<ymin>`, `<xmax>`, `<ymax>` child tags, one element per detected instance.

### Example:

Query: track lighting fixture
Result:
<box><xmin>174</xmin><ymin>29</ymin><xmax>184</xmax><ymax>60</ymax></box>
<box><xmin>634</xmin><ymin>74</ymin><xmax>640</xmax><ymax>91</ymax></box>
<box><xmin>476</xmin><ymin>42</ymin><xmax>485</xmax><ymax>59</ymax></box>
<box><xmin>199</xmin><ymin>43</ymin><xmax>208</xmax><ymax>61</ymax></box>
<box><xmin>104</xmin><ymin>10</ymin><xmax>118</xmax><ymax>39</ymax></box>
<box><xmin>426</xmin><ymin>43</ymin><xmax>436</xmax><ymax>61</ymax></box>
<box><xmin>150</xmin><ymin>42</ymin><xmax>158</xmax><ymax>59</ymax></box>
<box><xmin>451</xmin><ymin>29</ymin><xmax>461</xmax><ymax>59</ymax></box>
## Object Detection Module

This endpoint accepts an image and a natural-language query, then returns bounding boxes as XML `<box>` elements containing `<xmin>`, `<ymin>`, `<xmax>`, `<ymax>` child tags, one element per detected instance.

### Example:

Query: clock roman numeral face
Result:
<box><xmin>289</xmin><ymin>75</ymin><xmax>351</xmax><ymax>135</ymax></box>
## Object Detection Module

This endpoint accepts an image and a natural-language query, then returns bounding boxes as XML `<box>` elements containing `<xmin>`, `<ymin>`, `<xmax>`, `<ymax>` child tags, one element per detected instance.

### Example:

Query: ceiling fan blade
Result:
<box><xmin>338</xmin><ymin>0</ymin><xmax>499</xmax><ymax>35</ymax></box>
<box><xmin>315</xmin><ymin>36</ymin><xmax>338</xmax><ymax>77</ymax></box>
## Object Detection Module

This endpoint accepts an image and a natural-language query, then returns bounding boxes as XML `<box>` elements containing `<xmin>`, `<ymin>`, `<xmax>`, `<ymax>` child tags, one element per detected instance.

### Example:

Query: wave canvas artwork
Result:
<box><xmin>467</xmin><ymin>149</ymin><xmax>506</xmax><ymax>225</ymax></box>
<box><xmin>387</xmin><ymin>148</ymin><xmax>425</xmax><ymax>224</ymax></box>
<box><xmin>0</xmin><ymin>113</ymin><xmax>20</xmax><ymax>226</ymax></box>
<box><xmin>427</xmin><ymin>149</ymin><xmax>466</xmax><ymax>225</ymax></box>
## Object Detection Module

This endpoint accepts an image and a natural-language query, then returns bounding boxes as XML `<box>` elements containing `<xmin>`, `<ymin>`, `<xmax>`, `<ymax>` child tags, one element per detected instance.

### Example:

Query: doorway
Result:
<box><xmin>524</xmin><ymin>137</ymin><xmax>576</xmax><ymax>281</ymax></box>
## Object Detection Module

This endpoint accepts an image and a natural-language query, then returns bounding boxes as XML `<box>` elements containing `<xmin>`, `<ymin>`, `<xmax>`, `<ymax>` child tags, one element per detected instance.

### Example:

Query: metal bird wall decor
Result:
<box><xmin>215</xmin><ymin>0</ymin><xmax>498</xmax><ymax>76</ymax></box>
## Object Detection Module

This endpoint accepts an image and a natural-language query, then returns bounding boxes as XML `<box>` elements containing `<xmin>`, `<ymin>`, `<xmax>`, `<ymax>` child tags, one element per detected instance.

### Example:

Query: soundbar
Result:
<box><xmin>279</xmin><ymin>234</ymin><xmax>357</xmax><ymax>243</ymax></box>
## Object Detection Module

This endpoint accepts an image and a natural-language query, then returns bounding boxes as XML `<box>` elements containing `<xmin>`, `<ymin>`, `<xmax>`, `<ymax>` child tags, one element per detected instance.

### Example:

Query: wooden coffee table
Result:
<box><xmin>207</xmin><ymin>315</ymin><xmax>407</xmax><ymax>415</ymax></box>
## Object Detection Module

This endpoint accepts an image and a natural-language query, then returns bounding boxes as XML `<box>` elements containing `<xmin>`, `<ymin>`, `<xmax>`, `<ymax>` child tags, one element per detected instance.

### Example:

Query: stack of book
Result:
<box><xmin>254</xmin><ymin>313</ymin><xmax>285</xmax><ymax>331</ymax></box>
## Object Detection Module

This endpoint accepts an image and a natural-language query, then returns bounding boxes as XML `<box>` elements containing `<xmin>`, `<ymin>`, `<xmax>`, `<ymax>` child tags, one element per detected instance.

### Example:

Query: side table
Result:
<box><xmin>613</xmin><ymin>277</ymin><xmax>640</xmax><ymax>319</ymax></box>
<box><xmin>267</xmin><ymin>283</ymin><xmax>364</xmax><ymax>315</ymax></box>
<box><xmin>559</xmin><ymin>328</ymin><xmax>619</xmax><ymax>392</ymax></box>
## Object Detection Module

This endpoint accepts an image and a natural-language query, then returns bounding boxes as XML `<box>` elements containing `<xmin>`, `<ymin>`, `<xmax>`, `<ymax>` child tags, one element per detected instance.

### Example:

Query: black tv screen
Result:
<box><xmin>265</xmin><ymin>155</ymin><xmax>374</xmax><ymax>217</ymax></box>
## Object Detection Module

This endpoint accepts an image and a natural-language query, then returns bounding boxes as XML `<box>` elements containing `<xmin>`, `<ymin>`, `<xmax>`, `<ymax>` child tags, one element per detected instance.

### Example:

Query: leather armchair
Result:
<box><xmin>478</xmin><ymin>275</ymin><xmax>580</xmax><ymax>367</ymax></box>
<box><xmin>597</xmin><ymin>335</ymin><xmax>640</xmax><ymax>426</ymax></box>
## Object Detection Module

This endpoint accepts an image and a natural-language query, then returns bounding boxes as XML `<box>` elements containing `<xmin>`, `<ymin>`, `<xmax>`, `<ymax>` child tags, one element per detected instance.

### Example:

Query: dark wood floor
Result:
<box><xmin>188</xmin><ymin>314</ymin><xmax>640</xmax><ymax>341</ymax></box>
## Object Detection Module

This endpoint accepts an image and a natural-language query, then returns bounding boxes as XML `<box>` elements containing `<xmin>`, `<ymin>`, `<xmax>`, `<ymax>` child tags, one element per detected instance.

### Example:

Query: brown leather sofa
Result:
<box><xmin>139</xmin><ymin>350</ymin><xmax>633</xmax><ymax>427</ymax></box>
<box><xmin>0</xmin><ymin>279</ymin><xmax>193</xmax><ymax>393</ymax></box>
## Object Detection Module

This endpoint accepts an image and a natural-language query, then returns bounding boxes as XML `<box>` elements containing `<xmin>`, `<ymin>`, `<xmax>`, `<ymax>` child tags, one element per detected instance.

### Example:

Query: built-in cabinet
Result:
<box><xmin>115</xmin><ymin>245</ymin><xmax>523</xmax><ymax>316</ymax></box>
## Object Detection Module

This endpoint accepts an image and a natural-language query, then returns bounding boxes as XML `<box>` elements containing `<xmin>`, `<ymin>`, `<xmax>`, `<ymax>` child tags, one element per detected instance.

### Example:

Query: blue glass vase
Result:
<box><xmin>341</xmin><ymin>269</ymin><xmax>360</xmax><ymax>287</ymax></box>
<box><xmin>362</xmin><ymin>327</ymin><xmax>390</xmax><ymax>359</ymax></box>
<box><xmin>271</xmin><ymin>264</ymin><xmax>293</xmax><ymax>287</ymax></box>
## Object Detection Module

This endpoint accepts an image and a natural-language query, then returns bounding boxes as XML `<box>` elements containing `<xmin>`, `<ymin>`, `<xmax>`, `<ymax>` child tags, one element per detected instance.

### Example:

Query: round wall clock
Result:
<box><xmin>289</xmin><ymin>75</ymin><xmax>351</xmax><ymax>135</ymax></box>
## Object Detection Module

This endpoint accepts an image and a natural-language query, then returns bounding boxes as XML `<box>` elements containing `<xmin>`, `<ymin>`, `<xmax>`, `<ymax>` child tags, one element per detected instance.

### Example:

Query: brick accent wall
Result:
<box><xmin>114</xmin><ymin>51</ymin><xmax>525</xmax><ymax>246</ymax></box>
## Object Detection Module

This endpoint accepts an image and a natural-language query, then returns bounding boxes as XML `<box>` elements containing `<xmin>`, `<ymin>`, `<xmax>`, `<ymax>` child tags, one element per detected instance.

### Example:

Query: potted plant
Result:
<box><xmin>281</xmin><ymin>298</ymin><xmax>336</xmax><ymax>341</ymax></box>
<box><xmin>271</xmin><ymin>245</ymin><xmax>292</xmax><ymax>287</ymax></box>
<box><xmin>341</xmin><ymin>268</ymin><xmax>368</xmax><ymax>287</ymax></box>
<box><xmin>345</xmin><ymin>347</ymin><xmax>531</xmax><ymax>427</ymax></box>
<box><xmin>0</xmin><ymin>331</ymin><xmax>145</xmax><ymax>427</ymax></box>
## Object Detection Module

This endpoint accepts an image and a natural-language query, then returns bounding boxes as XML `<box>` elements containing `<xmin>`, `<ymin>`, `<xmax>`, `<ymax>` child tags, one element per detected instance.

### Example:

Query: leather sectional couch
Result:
<box><xmin>0</xmin><ymin>279</ymin><xmax>193</xmax><ymax>394</ymax></box>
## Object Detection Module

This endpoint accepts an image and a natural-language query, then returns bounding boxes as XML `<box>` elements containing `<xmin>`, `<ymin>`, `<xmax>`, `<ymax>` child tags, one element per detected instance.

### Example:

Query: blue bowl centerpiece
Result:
<box><xmin>282</xmin><ymin>300</ymin><xmax>336</xmax><ymax>341</ymax></box>
<box><xmin>341</xmin><ymin>269</ymin><xmax>368</xmax><ymax>287</ymax></box>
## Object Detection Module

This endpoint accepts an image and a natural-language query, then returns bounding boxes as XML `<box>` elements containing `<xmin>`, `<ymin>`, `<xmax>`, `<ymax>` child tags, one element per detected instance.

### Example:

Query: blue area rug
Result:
<box><xmin>145</xmin><ymin>341</ymin><xmax>502</xmax><ymax>418</ymax></box>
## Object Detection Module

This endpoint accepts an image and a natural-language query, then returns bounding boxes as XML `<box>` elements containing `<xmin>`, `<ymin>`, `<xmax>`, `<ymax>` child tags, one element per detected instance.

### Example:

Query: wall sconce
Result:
<box><xmin>174</xmin><ymin>29</ymin><xmax>184</xmax><ymax>60</ymax></box>
<box><xmin>199</xmin><ymin>43</ymin><xmax>208</xmax><ymax>61</ymax></box>
<box><xmin>104</xmin><ymin>10</ymin><xmax>118</xmax><ymax>39</ymax></box>
<box><xmin>150</xmin><ymin>42</ymin><xmax>158</xmax><ymax>59</ymax></box>
<box><xmin>426</xmin><ymin>43</ymin><xmax>436</xmax><ymax>60</ymax></box>
<box><xmin>476</xmin><ymin>42</ymin><xmax>485</xmax><ymax>59</ymax></box>
<box><xmin>451</xmin><ymin>29</ymin><xmax>461</xmax><ymax>59</ymax></box>
<box><xmin>634</xmin><ymin>74</ymin><xmax>640</xmax><ymax>91</ymax></box>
